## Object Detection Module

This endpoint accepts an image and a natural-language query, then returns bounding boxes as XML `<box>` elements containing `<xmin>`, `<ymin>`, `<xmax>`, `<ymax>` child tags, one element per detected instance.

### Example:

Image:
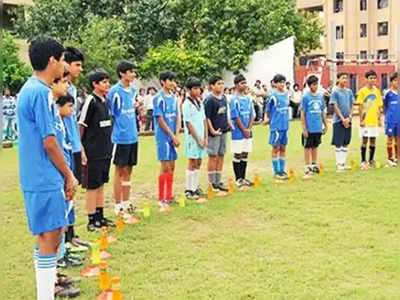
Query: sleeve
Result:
<box><xmin>108</xmin><ymin>90</ymin><xmax>121</xmax><ymax>117</ymax></box>
<box><xmin>229</xmin><ymin>98</ymin><xmax>239</xmax><ymax>119</ymax></box>
<box><xmin>182</xmin><ymin>101</ymin><xmax>190</xmax><ymax>122</ymax></box>
<box><xmin>329</xmin><ymin>91</ymin><xmax>338</xmax><ymax>106</ymax></box>
<box><xmin>377</xmin><ymin>90</ymin><xmax>383</xmax><ymax>108</ymax></box>
<box><xmin>300</xmin><ymin>94</ymin><xmax>306</xmax><ymax>111</ymax></box>
<box><xmin>153</xmin><ymin>95</ymin><xmax>164</xmax><ymax>118</ymax></box>
<box><xmin>266</xmin><ymin>95</ymin><xmax>276</xmax><ymax>112</ymax></box>
<box><xmin>34</xmin><ymin>91</ymin><xmax>56</xmax><ymax>139</ymax></box>
<box><xmin>205</xmin><ymin>98</ymin><xmax>215</xmax><ymax>119</ymax></box>
<box><xmin>78</xmin><ymin>96</ymin><xmax>94</xmax><ymax>127</ymax></box>
<box><xmin>321</xmin><ymin>94</ymin><xmax>326</xmax><ymax>111</ymax></box>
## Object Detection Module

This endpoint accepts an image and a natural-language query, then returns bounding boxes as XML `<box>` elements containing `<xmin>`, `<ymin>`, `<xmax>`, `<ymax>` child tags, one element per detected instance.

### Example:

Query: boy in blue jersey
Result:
<box><xmin>265</xmin><ymin>74</ymin><xmax>290</xmax><ymax>180</ymax></box>
<box><xmin>300</xmin><ymin>75</ymin><xmax>327</xmax><ymax>179</ymax></box>
<box><xmin>230</xmin><ymin>74</ymin><xmax>255</xmax><ymax>188</ymax></box>
<box><xmin>182</xmin><ymin>77</ymin><xmax>208</xmax><ymax>202</ymax></box>
<box><xmin>79</xmin><ymin>69</ymin><xmax>114</xmax><ymax>231</ymax></box>
<box><xmin>109</xmin><ymin>60</ymin><xmax>140</xmax><ymax>223</ymax></box>
<box><xmin>383</xmin><ymin>72</ymin><xmax>400</xmax><ymax>167</ymax></box>
<box><xmin>329</xmin><ymin>72</ymin><xmax>354</xmax><ymax>171</ymax></box>
<box><xmin>153</xmin><ymin>71</ymin><xmax>181</xmax><ymax>212</ymax></box>
<box><xmin>17</xmin><ymin>37</ymin><xmax>78</xmax><ymax>300</ymax></box>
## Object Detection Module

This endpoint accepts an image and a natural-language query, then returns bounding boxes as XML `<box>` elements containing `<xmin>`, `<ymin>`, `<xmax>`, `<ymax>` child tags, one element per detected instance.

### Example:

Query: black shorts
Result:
<box><xmin>73</xmin><ymin>152</ymin><xmax>82</xmax><ymax>185</ymax></box>
<box><xmin>82</xmin><ymin>159</ymin><xmax>111</xmax><ymax>190</ymax></box>
<box><xmin>113</xmin><ymin>143</ymin><xmax>138</xmax><ymax>166</ymax></box>
<box><xmin>332</xmin><ymin>122</ymin><xmax>352</xmax><ymax>147</ymax></box>
<box><xmin>302</xmin><ymin>132</ymin><xmax>322</xmax><ymax>148</ymax></box>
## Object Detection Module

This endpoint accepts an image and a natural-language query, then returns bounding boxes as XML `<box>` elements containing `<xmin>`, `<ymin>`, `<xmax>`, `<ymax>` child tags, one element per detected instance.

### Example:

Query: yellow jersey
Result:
<box><xmin>356</xmin><ymin>86</ymin><xmax>383</xmax><ymax>126</ymax></box>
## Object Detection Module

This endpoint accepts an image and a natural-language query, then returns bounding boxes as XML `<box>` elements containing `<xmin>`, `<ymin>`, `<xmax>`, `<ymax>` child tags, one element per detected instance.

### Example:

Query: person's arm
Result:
<box><xmin>322</xmin><ymin>110</ymin><xmax>328</xmax><ymax>134</ymax></box>
<box><xmin>300</xmin><ymin>109</ymin><xmax>308</xmax><ymax>138</ymax></box>
<box><xmin>175</xmin><ymin>98</ymin><xmax>181</xmax><ymax>137</ymax></box>
<box><xmin>203</xmin><ymin>119</ymin><xmax>208</xmax><ymax>147</ymax></box>
<box><xmin>157</xmin><ymin>116</ymin><xmax>178</xmax><ymax>143</ymax></box>
<box><xmin>186</xmin><ymin>121</ymin><xmax>203</xmax><ymax>147</ymax></box>
<box><xmin>205</xmin><ymin>99</ymin><xmax>221</xmax><ymax>135</ymax></box>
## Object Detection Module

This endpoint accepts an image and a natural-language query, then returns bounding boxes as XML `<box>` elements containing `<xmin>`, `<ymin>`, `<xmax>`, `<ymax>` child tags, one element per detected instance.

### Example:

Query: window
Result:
<box><xmin>378</xmin><ymin>22</ymin><xmax>388</xmax><ymax>36</ymax></box>
<box><xmin>336</xmin><ymin>26</ymin><xmax>344</xmax><ymax>39</ymax></box>
<box><xmin>360</xmin><ymin>24</ymin><xmax>367</xmax><ymax>37</ymax></box>
<box><xmin>377</xmin><ymin>49</ymin><xmax>388</xmax><ymax>59</ymax></box>
<box><xmin>360</xmin><ymin>51</ymin><xmax>368</xmax><ymax>59</ymax></box>
<box><xmin>378</xmin><ymin>0</ymin><xmax>388</xmax><ymax>9</ymax></box>
<box><xmin>360</xmin><ymin>0</ymin><xmax>367</xmax><ymax>10</ymax></box>
<box><xmin>334</xmin><ymin>0</ymin><xmax>343</xmax><ymax>13</ymax></box>
<box><xmin>336</xmin><ymin>52</ymin><xmax>344</xmax><ymax>59</ymax></box>
<box><xmin>350</xmin><ymin>74</ymin><xmax>358</xmax><ymax>95</ymax></box>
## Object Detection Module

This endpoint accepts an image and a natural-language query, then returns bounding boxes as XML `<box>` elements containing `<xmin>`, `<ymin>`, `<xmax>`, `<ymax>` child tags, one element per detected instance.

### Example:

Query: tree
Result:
<box><xmin>0</xmin><ymin>32</ymin><xmax>31</xmax><ymax>94</ymax></box>
<box><xmin>140</xmin><ymin>41</ymin><xmax>218</xmax><ymax>83</ymax></box>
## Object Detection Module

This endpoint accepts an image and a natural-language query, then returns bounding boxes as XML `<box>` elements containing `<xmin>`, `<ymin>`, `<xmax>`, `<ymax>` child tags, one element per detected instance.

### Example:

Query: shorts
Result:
<box><xmin>113</xmin><ymin>143</ymin><xmax>138</xmax><ymax>166</ymax></box>
<box><xmin>157</xmin><ymin>140</ymin><xmax>178</xmax><ymax>162</ymax></box>
<box><xmin>72</xmin><ymin>152</ymin><xmax>82</xmax><ymax>185</ymax></box>
<box><xmin>359</xmin><ymin>126</ymin><xmax>379</xmax><ymax>138</ymax></box>
<box><xmin>23</xmin><ymin>189</ymin><xmax>68</xmax><ymax>235</ymax></box>
<box><xmin>302</xmin><ymin>132</ymin><xmax>322</xmax><ymax>148</ymax></box>
<box><xmin>332</xmin><ymin>122</ymin><xmax>352</xmax><ymax>147</ymax></box>
<box><xmin>185</xmin><ymin>139</ymin><xmax>207</xmax><ymax>159</ymax></box>
<box><xmin>231</xmin><ymin>138</ymin><xmax>253</xmax><ymax>154</ymax></box>
<box><xmin>269</xmin><ymin>130</ymin><xmax>288</xmax><ymax>147</ymax></box>
<box><xmin>82</xmin><ymin>158</ymin><xmax>111</xmax><ymax>190</ymax></box>
<box><xmin>207</xmin><ymin>133</ymin><xmax>227</xmax><ymax>156</ymax></box>
<box><xmin>385</xmin><ymin>123</ymin><xmax>399</xmax><ymax>137</ymax></box>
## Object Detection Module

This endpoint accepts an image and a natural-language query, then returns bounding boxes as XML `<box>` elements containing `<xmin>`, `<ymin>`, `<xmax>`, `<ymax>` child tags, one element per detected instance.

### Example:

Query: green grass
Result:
<box><xmin>1</xmin><ymin>120</ymin><xmax>400</xmax><ymax>299</ymax></box>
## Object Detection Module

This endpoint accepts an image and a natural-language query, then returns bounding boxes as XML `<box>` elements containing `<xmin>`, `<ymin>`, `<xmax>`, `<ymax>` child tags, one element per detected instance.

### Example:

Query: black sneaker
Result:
<box><xmin>57</xmin><ymin>256</ymin><xmax>83</xmax><ymax>268</ymax></box>
<box><xmin>100</xmin><ymin>217</ymin><xmax>116</xmax><ymax>227</ymax></box>
<box><xmin>242</xmin><ymin>178</ymin><xmax>254</xmax><ymax>187</ymax></box>
<box><xmin>280</xmin><ymin>172</ymin><xmax>289</xmax><ymax>180</ymax></box>
<box><xmin>217</xmin><ymin>182</ymin><xmax>228</xmax><ymax>192</ymax></box>
<box><xmin>55</xmin><ymin>285</ymin><xmax>81</xmax><ymax>298</ymax></box>
<box><xmin>312</xmin><ymin>165</ymin><xmax>320</xmax><ymax>174</ymax></box>
<box><xmin>86</xmin><ymin>222</ymin><xmax>101</xmax><ymax>232</ymax></box>
<box><xmin>194</xmin><ymin>188</ymin><xmax>206</xmax><ymax>197</ymax></box>
<box><xmin>211</xmin><ymin>183</ymin><xmax>220</xmax><ymax>192</ymax></box>
<box><xmin>185</xmin><ymin>190</ymin><xmax>195</xmax><ymax>200</ymax></box>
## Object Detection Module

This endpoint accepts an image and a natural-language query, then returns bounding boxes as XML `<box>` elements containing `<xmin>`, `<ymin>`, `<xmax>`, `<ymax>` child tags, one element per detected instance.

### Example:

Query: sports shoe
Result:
<box><xmin>280</xmin><ymin>172</ymin><xmax>289</xmax><ymax>180</ymax></box>
<box><xmin>100</xmin><ymin>217</ymin><xmax>116</xmax><ymax>227</ymax></box>
<box><xmin>360</xmin><ymin>161</ymin><xmax>369</xmax><ymax>170</ymax></box>
<box><xmin>158</xmin><ymin>201</ymin><xmax>172</xmax><ymax>213</ymax></box>
<box><xmin>217</xmin><ymin>182</ymin><xmax>229</xmax><ymax>192</ymax></box>
<box><xmin>65</xmin><ymin>251</ymin><xmax>84</xmax><ymax>262</ymax></box>
<box><xmin>57</xmin><ymin>256</ymin><xmax>83</xmax><ymax>268</ymax></box>
<box><xmin>125</xmin><ymin>202</ymin><xmax>139</xmax><ymax>215</ymax></box>
<box><xmin>56</xmin><ymin>273</ymin><xmax>81</xmax><ymax>287</ymax></box>
<box><xmin>235</xmin><ymin>178</ymin><xmax>245</xmax><ymax>187</ymax></box>
<box><xmin>242</xmin><ymin>178</ymin><xmax>254</xmax><ymax>187</ymax></box>
<box><xmin>303</xmin><ymin>168</ymin><xmax>313</xmax><ymax>179</ymax></box>
<box><xmin>211</xmin><ymin>183</ymin><xmax>220</xmax><ymax>192</ymax></box>
<box><xmin>336</xmin><ymin>164</ymin><xmax>345</xmax><ymax>172</ymax></box>
<box><xmin>55</xmin><ymin>285</ymin><xmax>81</xmax><ymax>298</ymax></box>
<box><xmin>65</xmin><ymin>242</ymin><xmax>88</xmax><ymax>253</ymax></box>
<box><xmin>369</xmin><ymin>160</ymin><xmax>376</xmax><ymax>168</ymax></box>
<box><xmin>312</xmin><ymin>165</ymin><xmax>320</xmax><ymax>174</ymax></box>
<box><xmin>274</xmin><ymin>173</ymin><xmax>285</xmax><ymax>180</ymax></box>
<box><xmin>194</xmin><ymin>188</ymin><xmax>206</xmax><ymax>198</ymax></box>
<box><xmin>86</xmin><ymin>222</ymin><xmax>101</xmax><ymax>232</ymax></box>
<box><xmin>185</xmin><ymin>190</ymin><xmax>195</xmax><ymax>200</ymax></box>
<box><xmin>387</xmin><ymin>158</ymin><xmax>398</xmax><ymax>167</ymax></box>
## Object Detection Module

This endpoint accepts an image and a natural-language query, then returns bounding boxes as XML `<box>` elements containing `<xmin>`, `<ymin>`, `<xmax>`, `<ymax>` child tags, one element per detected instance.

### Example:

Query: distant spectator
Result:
<box><xmin>292</xmin><ymin>84</ymin><xmax>302</xmax><ymax>118</ymax></box>
<box><xmin>144</xmin><ymin>87</ymin><xmax>157</xmax><ymax>131</ymax></box>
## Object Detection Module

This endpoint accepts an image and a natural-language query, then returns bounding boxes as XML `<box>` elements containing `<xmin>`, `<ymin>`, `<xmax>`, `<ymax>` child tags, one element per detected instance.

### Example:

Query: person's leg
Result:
<box><xmin>387</xmin><ymin>136</ymin><xmax>393</xmax><ymax>161</ymax></box>
<box><xmin>396</xmin><ymin>136</ymin><xmax>400</xmax><ymax>160</ymax></box>
<box><xmin>369</xmin><ymin>137</ymin><xmax>376</xmax><ymax>162</ymax></box>
<box><xmin>311</xmin><ymin>147</ymin><xmax>318</xmax><ymax>166</ymax></box>
<box><xmin>95</xmin><ymin>185</ymin><xmax>105</xmax><ymax>224</ymax></box>
<box><xmin>279</xmin><ymin>146</ymin><xmax>287</xmax><ymax>173</ymax></box>
<box><xmin>361</xmin><ymin>136</ymin><xmax>368</xmax><ymax>163</ymax></box>
<box><xmin>166</xmin><ymin>161</ymin><xmax>175</xmax><ymax>201</ymax></box>
<box><xmin>121</xmin><ymin>166</ymin><xmax>133</xmax><ymax>205</ymax></box>
<box><xmin>86</xmin><ymin>188</ymin><xmax>98</xmax><ymax>227</ymax></box>
<box><xmin>186</xmin><ymin>159</ymin><xmax>196</xmax><ymax>193</ymax></box>
<box><xmin>271</xmin><ymin>146</ymin><xmax>279</xmax><ymax>175</ymax></box>
<box><xmin>304</xmin><ymin>147</ymin><xmax>311</xmax><ymax>170</ymax></box>
<box><xmin>232</xmin><ymin>153</ymin><xmax>242</xmax><ymax>181</ymax></box>
<box><xmin>216</xmin><ymin>155</ymin><xmax>225</xmax><ymax>185</ymax></box>
<box><xmin>194</xmin><ymin>159</ymin><xmax>202</xmax><ymax>192</ymax></box>
<box><xmin>113</xmin><ymin>166</ymin><xmax>123</xmax><ymax>214</ymax></box>
<box><xmin>158</xmin><ymin>162</ymin><xmax>169</xmax><ymax>202</ymax></box>
<box><xmin>241</xmin><ymin>152</ymin><xmax>249</xmax><ymax>180</ymax></box>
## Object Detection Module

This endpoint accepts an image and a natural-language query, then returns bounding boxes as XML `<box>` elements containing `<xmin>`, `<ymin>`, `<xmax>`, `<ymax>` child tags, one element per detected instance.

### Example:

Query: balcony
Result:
<box><xmin>297</xmin><ymin>0</ymin><xmax>324</xmax><ymax>11</ymax></box>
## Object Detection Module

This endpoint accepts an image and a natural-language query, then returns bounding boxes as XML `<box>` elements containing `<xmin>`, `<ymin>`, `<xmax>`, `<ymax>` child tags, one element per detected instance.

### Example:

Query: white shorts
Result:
<box><xmin>231</xmin><ymin>138</ymin><xmax>253</xmax><ymax>154</ymax></box>
<box><xmin>359</xmin><ymin>127</ymin><xmax>379</xmax><ymax>138</ymax></box>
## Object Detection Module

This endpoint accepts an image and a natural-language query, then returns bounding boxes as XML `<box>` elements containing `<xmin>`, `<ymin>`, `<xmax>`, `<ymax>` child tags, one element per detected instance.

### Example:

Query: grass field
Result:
<box><xmin>1</xmin><ymin>119</ymin><xmax>400</xmax><ymax>299</ymax></box>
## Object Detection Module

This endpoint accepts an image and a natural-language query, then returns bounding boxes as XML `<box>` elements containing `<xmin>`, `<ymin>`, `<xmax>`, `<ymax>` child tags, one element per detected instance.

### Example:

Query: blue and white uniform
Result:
<box><xmin>182</xmin><ymin>97</ymin><xmax>207</xmax><ymax>159</ymax></box>
<box><xmin>153</xmin><ymin>90</ymin><xmax>179</xmax><ymax>161</ymax></box>
<box><xmin>301</xmin><ymin>91</ymin><xmax>326</xmax><ymax>133</ymax></box>
<box><xmin>229</xmin><ymin>93</ymin><xmax>255</xmax><ymax>153</ymax></box>
<box><xmin>383</xmin><ymin>90</ymin><xmax>400</xmax><ymax>136</ymax></box>
<box><xmin>266</xmin><ymin>90</ymin><xmax>290</xmax><ymax>146</ymax></box>
<box><xmin>17</xmin><ymin>77</ymin><xmax>68</xmax><ymax>235</ymax></box>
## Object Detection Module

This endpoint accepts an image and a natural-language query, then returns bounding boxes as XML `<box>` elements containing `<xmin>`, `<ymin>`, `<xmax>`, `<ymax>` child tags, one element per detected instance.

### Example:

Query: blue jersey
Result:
<box><xmin>64</xmin><ymin>85</ymin><xmax>81</xmax><ymax>153</ymax></box>
<box><xmin>182</xmin><ymin>97</ymin><xmax>206</xmax><ymax>143</ymax></box>
<box><xmin>329</xmin><ymin>87</ymin><xmax>354</xmax><ymax>124</ymax></box>
<box><xmin>230</xmin><ymin>93</ymin><xmax>255</xmax><ymax>140</ymax></box>
<box><xmin>383</xmin><ymin>90</ymin><xmax>400</xmax><ymax>125</ymax></box>
<box><xmin>54</xmin><ymin>108</ymin><xmax>73</xmax><ymax>168</ymax></box>
<box><xmin>301</xmin><ymin>91</ymin><xmax>326</xmax><ymax>133</ymax></box>
<box><xmin>153</xmin><ymin>90</ymin><xmax>178</xmax><ymax>144</ymax></box>
<box><xmin>266</xmin><ymin>90</ymin><xmax>289</xmax><ymax>131</ymax></box>
<box><xmin>17</xmin><ymin>77</ymin><xmax>64</xmax><ymax>192</ymax></box>
<box><xmin>108</xmin><ymin>82</ymin><xmax>138</xmax><ymax>144</ymax></box>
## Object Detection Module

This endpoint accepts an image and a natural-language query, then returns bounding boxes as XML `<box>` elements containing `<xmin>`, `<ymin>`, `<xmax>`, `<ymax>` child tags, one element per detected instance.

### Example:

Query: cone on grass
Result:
<box><xmin>351</xmin><ymin>160</ymin><xmax>356</xmax><ymax>171</ymax></box>
<box><xmin>319</xmin><ymin>164</ymin><xmax>325</xmax><ymax>176</ymax></box>
<box><xmin>116</xmin><ymin>215</ymin><xmax>124</xmax><ymax>233</ymax></box>
<box><xmin>99</xmin><ymin>227</ymin><xmax>108</xmax><ymax>250</ymax></box>
<box><xmin>228</xmin><ymin>178</ymin><xmax>235</xmax><ymax>195</ymax></box>
<box><xmin>91</xmin><ymin>243</ymin><xmax>101</xmax><ymax>265</ymax></box>
<box><xmin>206</xmin><ymin>184</ymin><xmax>214</xmax><ymax>199</ymax></box>
<box><xmin>111</xmin><ymin>277</ymin><xmax>122</xmax><ymax>300</ymax></box>
<box><xmin>289</xmin><ymin>169</ymin><xmax>295</xmax><ymax>182</ymax></box>
<box><xmin>178</xmin><ymin>195</ymin><xmax>186</xmax><ymax>207</ymax></box>
<box><xmin>99</xmin><ymin>262</ymin><xmax>111</xmax><ymax>291</ymax></box>
<box><xmin>253</xmin><ymin>174</ymin><xmax>261</xmax><ymax>187</ymax></box>
<box><xmin>142</xmin><ymin>202</ymin><xmax>150</xmax><ymax>218</ymax></box>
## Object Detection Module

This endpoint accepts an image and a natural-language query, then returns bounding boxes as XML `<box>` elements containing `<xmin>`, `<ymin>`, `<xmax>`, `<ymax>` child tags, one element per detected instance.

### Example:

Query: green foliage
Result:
<box><xmin>0</xmin><ymin>32</ymin><xmax>31</xmax><ymax>94</ymax></box>
<box><xmin>140</xmin><ymin>41</ymin><xmax>218</xmax><ymax>82</ymax></box>
<box><xmin>67</xmin><ymin>16</ymin><xmax>129</xmax><ymax>89</ymax></box>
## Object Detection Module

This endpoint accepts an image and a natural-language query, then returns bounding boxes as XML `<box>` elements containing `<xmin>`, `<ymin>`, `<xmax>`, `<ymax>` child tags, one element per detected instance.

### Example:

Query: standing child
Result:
<box><xmin>153</xmin><ymin>71</ymin><xmax>181</xmax><ymax>212</ymax></box>
<box><xmin>108</xmin><ymin>60</ymin><xmax>140</xmax><ymax>223</ymax></box>
<box><xmin>79</xmin><ymin>69</ymin><xmax>114</xmax><ymax>231</ymax></box>
<box><xmin>182</xmin><ymin>77</ymin><xmax>208</xmax><ymax>202</ymax></box>
<box><xmin>383</xmin><ymin>72</ymin><xmax>400</xmax><ymax>167</ymax></box>
<box><xmin>229</xmin><ymin>74</ymin><xmax>255</xmax><ymax>188</ymax></box>
<box><xmin>330</xmin><ymin>72</ymin><xmax>354</xmax><ymax>171</ymax></box>
<box><xmin>265</xmin><ymin>74</ymin><xmax>290</xmax><ymax>180</ymax></box>
<box><xmin>204</xmin><ymin>75</ymin><xmax>232</xmax><ymax>194</ymax></box>
<box><xmin>356</xmin><ymin>70</ymin><xmax>383</xmax><ymax>169</ymax></box>
<box><xmin>300</xmin><ymin>75</ymin><xmax>327</xmax><ymax>179</ymax></box>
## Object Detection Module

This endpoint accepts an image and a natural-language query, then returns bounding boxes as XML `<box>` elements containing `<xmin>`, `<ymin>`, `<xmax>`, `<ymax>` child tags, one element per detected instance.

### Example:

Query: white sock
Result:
<box><xmin>190</xmin><ymin>171</ymin><xmax>197</xmax><ymax>192</ymax></box>
<box><xmin>341</xmin><ymin>148</ymin><xmax>348</xmax><ymax>165</ymax></box>
<box><xmin>186</xmin><ymin>170</ymin><xmax>192</xmax><ymax>191</ymax></box>
<box><xmin>114</xmin><ymin>202</ymin><xmax>123</xmax><ymax>215</ymax></box>
<box><xmin>194</xmin><ymin>169</ymin><xmax>201</xmax><ymax>191</ymax></box>
<box><xmin>36</xmin><ymin>253</ymin><xmax>57</xmax><ymax>300</ymax></box>
<box><xmin>121</xmin><ymin>200</ymin><xmax>132</xmax><ymax>211</ymax></box>
<box><xmin>335</xmin><ymin>148</ymin><xmax>341</xmax><ymax>165</ymax></box>
<box><xmin>33</xmin><ymin>247</ymin><xmax>38</xmax><ymax>271</ymax></box>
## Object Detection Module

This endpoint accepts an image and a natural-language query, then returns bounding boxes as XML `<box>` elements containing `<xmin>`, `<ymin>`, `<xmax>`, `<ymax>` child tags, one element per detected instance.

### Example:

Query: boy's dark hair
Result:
<box><xmin>365</xmin><ymin>70</ymin><xmax>377</xmax><ymax>78</ymax></box>
<box><xmin>185</xmin><ymin>76</ymin><xmax>202</xmax><ymax>90</ymax></box>
<box><xmin>208</xmin><ymin>75</ymin><xmax>223</xmax><ymax>85</ymax></box>
<box><xmin>117</xmin><ymin>60</ymin><xmax>135</xmax><ymax>78</ymax></box>
<box><xmin>53</xmin><ymin>69</ymin><xmax>70</xmax><ymax>84</ymax></box>
<box><xmin>293</xmin><ymin>83</ymin><xmax>299</xmax><ymax>89</ymax></box>
<box><xmin>390</xmin><ymin>72</ymin><xmax>398</xmax><ymax>82</ymax></box>
<box><xmin>146</xmin><ymin>86</ymin><xmax>157</xmax><ymax>94</ymax></box>
<box><xmin>29</xmin><ymin>37</ymin><xmax>64</xmax><ymax>71</ymax></box>
<box><xmin>64</xmin><ymin>47</ymin><xmax>85</xmax><ymax>64</ymax></box>
<box><xmin>88</xmin><ymin>68</ymin><xmax>109</xmax><ymax>89</ymax></box>
<box><xmin>273</xmin><ymin>74</ymin><xmax>286</xmax><ymax>83</ymax></box>
<box><xmin>234</xmin><ymin>74</ymin><xmax>246</xmax><ymax>85</ymax></box>
<box><xmin>56</xmin><ymin>93</ymin><xmax>75</xmax><ymax>106</ymax></box>
<box><xmin>306</xmin><ymin>75</ymin><xmax>319</xmax><ymax>87</ymax></box>
<box><xmin>337</xmin><ymin>72</ymin><xmax>348</xmax><ymax>79</ymax></box>
<box><xmin>159</xmin><ymin>70</ymin><xmax>176</xmax><ymax>82</ymax></box>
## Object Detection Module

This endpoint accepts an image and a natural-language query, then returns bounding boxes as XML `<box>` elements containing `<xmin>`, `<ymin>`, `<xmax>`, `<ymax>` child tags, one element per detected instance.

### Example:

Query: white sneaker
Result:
<box><xmin>360</xmin><ymin>161</ymin><xmax>369</xmax><ymax>170</ymax></box>
<box><xmin>336</xmin><ymin>164</ymin><xmax>345</xmax><ymax>172</ymax></box>
<box><xmin>387</xmin><ymin>159</ymin><xmax>397</xmax><ymax>167</ymax></box>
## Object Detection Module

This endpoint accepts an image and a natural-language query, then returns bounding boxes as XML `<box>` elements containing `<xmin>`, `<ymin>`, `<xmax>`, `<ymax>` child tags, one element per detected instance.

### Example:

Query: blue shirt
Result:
<box><xmin>108</xmin><ymin>82</ymin><xmax>138</xmax><ymax>144</ymax></box>
<box><xmin>182</xmin><ymin>97</ymin><xmax>206</xmax><ymax>143</ymax></box>
<box><xmin>230</xmin><ymin>93</ymin><xmax>255</xmax><ymax>140</ymax></box>
<box><xmin>54</xmin><ymin>108</ymin><xmax>73</xmax><ymax>168</ymax></box>
<box><xmin>153</xmin><ymin>90</ymin><xmax>178</xmax><ymax>143</ymax></box>
<box><xmin>266</xmin><ymin>90</ymin><xmax>289</xmax><ymax>131</ymax></box>
<box><xmin>383</xmin><ymin>90</ymin><xmax>400</xmax><ymax>125</ymax></box>
<box><xmin>329</xmin><ymin>87</ymin><xmax>354</xmax><ymax>124</ymax></box>
<box><xmin>301</xmin><ymin>91</ymin><xmax>326</xmax><ymax>133</ymax></box>
<box><xmin>17</xmin><ymin>77</ymin><xmax>64</xmax><ymax>192</ymax></box>
<box><xmin>64</xmin><ymin>85</ymin><xmax>81</xmax><ymax>153</ymax></box>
